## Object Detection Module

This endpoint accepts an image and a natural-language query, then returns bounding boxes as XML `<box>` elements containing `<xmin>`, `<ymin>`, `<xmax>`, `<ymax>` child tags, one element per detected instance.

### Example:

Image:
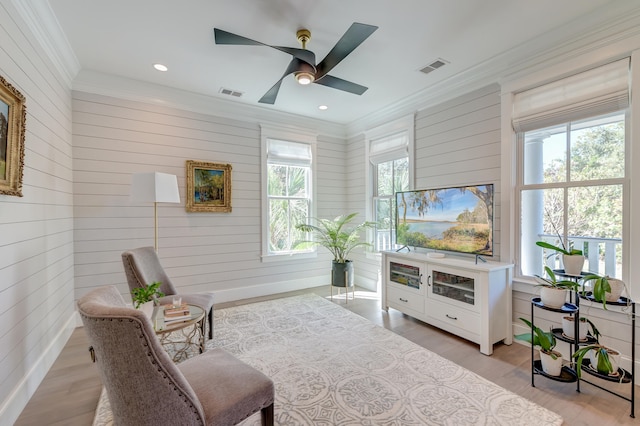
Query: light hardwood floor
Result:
<box><xmin>15</xmin><ymin>286</ymin><xmax>637</xmax><ymax>425</ymax></box>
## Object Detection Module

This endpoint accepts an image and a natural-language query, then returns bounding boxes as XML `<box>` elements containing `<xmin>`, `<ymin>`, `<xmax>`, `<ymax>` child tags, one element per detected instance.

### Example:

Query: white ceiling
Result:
<box><xmin>45</xmin><ymin>0</ymin><xmax>627</xmax><ymax>124</ymax></box>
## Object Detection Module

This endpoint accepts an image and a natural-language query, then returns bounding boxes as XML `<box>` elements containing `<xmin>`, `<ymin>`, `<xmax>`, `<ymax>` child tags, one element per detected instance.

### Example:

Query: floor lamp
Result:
<box><xmin>131</xmin><ymin>172</ymin><xmax>181</xmax><ymax>252</ymax></box>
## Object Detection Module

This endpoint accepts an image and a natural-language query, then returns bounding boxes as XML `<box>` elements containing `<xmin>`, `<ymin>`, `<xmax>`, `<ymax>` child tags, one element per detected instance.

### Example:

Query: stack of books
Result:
<box><xmin>164</xmin><ymin>304</ymin><xmax>191</xmax><ymax>323</ymax></box>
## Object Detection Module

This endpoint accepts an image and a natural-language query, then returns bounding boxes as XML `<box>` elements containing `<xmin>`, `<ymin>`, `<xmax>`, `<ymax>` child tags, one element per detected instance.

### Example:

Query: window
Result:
<box><xmin>513</xmin><ymin>59</ymin><xmax>629</xmax><ymax>279</ymax></box>
<box><xmin>261</xmin><ymin>125</ymin><xmax>316</xmax><ymax>260</ymax></box>
<box><xmin>366</xmin><ymin>115</ymin><xmax>414</xmax><ymax>252</ymax></box>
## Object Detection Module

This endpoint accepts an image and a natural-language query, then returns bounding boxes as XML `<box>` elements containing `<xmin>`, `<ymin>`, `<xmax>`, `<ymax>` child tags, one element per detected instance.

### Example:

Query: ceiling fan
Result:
<box><xmin>213</xmin><ymin>22</ymin><xmax>378</xmax><ymax>104</ymax></box>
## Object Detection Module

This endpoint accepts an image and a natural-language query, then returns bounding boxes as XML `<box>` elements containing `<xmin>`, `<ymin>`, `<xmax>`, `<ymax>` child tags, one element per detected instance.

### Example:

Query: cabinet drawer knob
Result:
<box><xmin>399</xmin><ymin>297</ymin><xmax>408</xmax><ymax>303</ymax></box>
<box><xmin>446</xmin><ymin>314</ymin><xmax>458</xmax><ymax>320</ymax></box>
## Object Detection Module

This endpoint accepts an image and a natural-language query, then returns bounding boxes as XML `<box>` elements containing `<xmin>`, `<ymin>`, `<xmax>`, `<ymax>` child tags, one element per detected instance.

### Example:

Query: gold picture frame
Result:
<box><xmin>186</xmin><ymin>160</ymin><xmax>232</xmax><ymax>212</ymax></box>
<box><xmin>0</xmin><ymin>75</ymin><xmax>26</xmax><ymax>197</ymax></box>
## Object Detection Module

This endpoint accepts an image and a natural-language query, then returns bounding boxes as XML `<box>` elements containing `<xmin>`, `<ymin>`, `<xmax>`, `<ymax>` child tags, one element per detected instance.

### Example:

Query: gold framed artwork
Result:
<box><xmin>0</xmin><ymin>74</ymin><xmax>26</xmax><ymax>197</ymax></box>
<box><xmin>186</xmin><ymin>160</ymin><xmax>232</xmax><ymax>212</ymax></box>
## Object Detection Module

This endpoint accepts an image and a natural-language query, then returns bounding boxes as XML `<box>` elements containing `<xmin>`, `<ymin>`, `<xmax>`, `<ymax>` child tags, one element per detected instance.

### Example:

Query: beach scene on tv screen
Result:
<box><xmin>396</xmin><ymin>185</ymin><xmax>493</xmax><ymax>255</ymax></box>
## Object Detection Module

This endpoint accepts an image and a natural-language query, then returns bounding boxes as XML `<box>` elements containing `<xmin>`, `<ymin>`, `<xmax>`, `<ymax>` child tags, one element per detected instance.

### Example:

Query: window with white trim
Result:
<box><xmin>261</xmin><ymin>125</ymin><xmax>316</xmax><ymax>260</ymax></box>
<box><xmin>514</xmin><ymin>58</ymin><xmax>629</xmax><ymax>280</ymax></box>
<box><xmin>366</xmin><ymin>115</ymin><xmax>414</xmax><ymax>252</ymax></box>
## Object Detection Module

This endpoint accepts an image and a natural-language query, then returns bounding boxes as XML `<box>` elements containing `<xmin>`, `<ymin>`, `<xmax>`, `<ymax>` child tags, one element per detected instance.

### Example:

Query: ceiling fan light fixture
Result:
<box><xmin>295</xmin><ymin>71</ymin><xmax>314</xmax><ymax>85</ymax></box>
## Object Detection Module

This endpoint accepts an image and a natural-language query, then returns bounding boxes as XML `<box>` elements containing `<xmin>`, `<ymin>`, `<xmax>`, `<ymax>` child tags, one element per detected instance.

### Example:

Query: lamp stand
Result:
<box><xmin>154</xmin><ymin>202</ymin><xmax>159</xmax><ymax>253</ymax></box>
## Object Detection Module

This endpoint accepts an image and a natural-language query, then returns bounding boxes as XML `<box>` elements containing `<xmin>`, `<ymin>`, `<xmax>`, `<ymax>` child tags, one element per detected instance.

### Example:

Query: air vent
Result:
<box><xmin>219</xmin><ymin>88</ymin><xmax>243</xmax><ymax>97</ymax></box>
<box><xmin>420</xmin><ymin>58</ymin><xmax>449</xmax><ymax>75</ymax></box>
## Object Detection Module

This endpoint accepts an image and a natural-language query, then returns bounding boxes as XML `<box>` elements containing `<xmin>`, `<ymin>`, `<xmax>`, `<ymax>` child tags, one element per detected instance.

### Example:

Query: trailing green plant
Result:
<box><xmin>131</xmin><ymin>281</ymin><xmax>165</xmax><ymax>308</ymax></box>
<box><xmin>295</xmin><ymin>213</ymin><xmax>377</xmax><ymax>263</ymax></box>
<box><xmin>534</xmin><ymin>266</ymin><xmax>580</xmax><ymax>291</ymax></box>
<box><xmin>581</xmin><ymin>273</ymin><xmax>612</xmax><ymax>309</ymax></box>
<box><xmin>514</xmin><ymin>317</ymin><xmax>558</xmax><ymax>359</ymax></box>
<box><xmin>572</xmin><ymin>321</ymin><xmax>619</xmax><ymax>377</ymax></box>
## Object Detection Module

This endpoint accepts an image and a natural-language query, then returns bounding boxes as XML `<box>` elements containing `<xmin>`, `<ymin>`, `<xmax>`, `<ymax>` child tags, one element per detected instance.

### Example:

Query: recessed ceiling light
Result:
<box><xmin>318</xmin><ymin>105</ymin><xmax>328</xmax><ymax>110</ymax></box>
<box><xmin>153</xmin><ymin>63</ymin><xmax>168</xmax><ymax>72</ymax></box>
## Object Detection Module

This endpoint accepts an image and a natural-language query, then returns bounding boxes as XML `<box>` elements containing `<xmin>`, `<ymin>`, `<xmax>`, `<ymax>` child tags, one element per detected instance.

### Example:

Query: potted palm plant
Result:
<box><xmin>535</xmin><ymin>266</ymin><xmax>580</xmax><ymax>308</ymax></box>
<box><xmin>515</xmin><ymin>318</ymin><xmax>564</xmax><ymax>376</ymax></box>
<box><xmin>295</xmin><ymin>213</ymin><xmax>376</xmax><ymax>287</ymax></box>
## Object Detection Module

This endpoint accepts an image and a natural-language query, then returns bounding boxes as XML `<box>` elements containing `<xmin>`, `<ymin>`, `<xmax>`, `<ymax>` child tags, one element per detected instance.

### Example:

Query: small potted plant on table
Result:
<box><xmin>131</xmin><ymin>281</ymin><xmax>165</xmax><ymax>318</ymax></box>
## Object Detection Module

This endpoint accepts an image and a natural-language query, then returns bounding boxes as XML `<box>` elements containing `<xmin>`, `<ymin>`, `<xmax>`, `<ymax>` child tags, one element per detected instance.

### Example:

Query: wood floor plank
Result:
<box><xmin>14</xmin><ymin>286</ymin><xmax>638</xmax><ymax>425</ymax></box>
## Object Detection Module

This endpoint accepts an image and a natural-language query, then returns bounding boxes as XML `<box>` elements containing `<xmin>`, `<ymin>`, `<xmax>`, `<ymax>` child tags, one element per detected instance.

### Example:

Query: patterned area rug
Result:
<box><xmin>94</xmin><ymin>294</ymin><xmax>563</xmax><ymax>425</ymax></box>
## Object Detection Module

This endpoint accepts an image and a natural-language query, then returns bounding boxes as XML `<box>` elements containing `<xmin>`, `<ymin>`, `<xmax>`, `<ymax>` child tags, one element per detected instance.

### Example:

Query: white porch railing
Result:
<box><xmin>538</xmin><ymin>234</ymin><xmax>622</xmax><ymax>277</ymax></box>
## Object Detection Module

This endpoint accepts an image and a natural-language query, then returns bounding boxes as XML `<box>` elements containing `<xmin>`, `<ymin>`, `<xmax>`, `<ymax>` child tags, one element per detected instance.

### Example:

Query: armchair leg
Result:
<box><xmin>261</xmin><ymin>403</ymin><xmax>274</xmax><ymax>426</ymax></box>
<box><xmin>208</xmin><ymin>308</ymin><xmax>213</xmax><ymax>340</ymax></box>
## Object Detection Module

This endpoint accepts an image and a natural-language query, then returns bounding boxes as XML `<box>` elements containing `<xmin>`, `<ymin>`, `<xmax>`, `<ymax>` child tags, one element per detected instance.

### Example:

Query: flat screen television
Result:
<box><xmin>395</xmin><ymin>184</ymin><xmax>494</xmax><ymax>256</ymax></box>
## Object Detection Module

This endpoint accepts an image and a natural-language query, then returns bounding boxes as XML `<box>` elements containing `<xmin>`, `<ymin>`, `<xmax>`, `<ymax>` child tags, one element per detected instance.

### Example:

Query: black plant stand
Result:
<box><xmin>575</xmin><ymin>292</ymin><xmax>635</xmax><ymax>418</ymax></box>
<box><xmin>530</xmin><ymin>298</ymin><xmax>579</xmax><ymax>387</ymax></box>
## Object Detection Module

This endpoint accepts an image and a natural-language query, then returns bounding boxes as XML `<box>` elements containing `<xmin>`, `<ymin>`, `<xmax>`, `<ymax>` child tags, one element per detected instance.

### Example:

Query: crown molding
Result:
<box><xmin>12</xmin><ymin>0</ymin><xmax>80</xmax><ymax>87</ymax></box>
<box><xmin>21</xmin><ymin>1</ymin><xmax>640</xmax><ymax>141</ymax></box>
<box><xmin>345</xmin><ymin>3</ymin><xmax>640</xmax><ymax>137</ymax></box>
<box><xmin>72</xmin><ymin>70</ymin><xmax>346</xmax><ymax>138</ymax></box>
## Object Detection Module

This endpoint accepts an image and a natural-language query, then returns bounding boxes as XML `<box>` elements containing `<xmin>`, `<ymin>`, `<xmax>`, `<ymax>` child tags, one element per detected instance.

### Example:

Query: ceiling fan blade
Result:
<box><xmin>313</xmin><ymin>74</ymin><xmax>368</xmax><ymax>95</ymax></box>
<box><xmin>214</xmin><ymin>28</ymin><xmax>265</xmax><ymax>46</ymax></box>
<box><xmin>315</xmin><ymin>23</ymin><xmax>378</xmax><ymax>80</ymax></box>
<box><xmin>214</xmin><ymin>29</ymin><xmax>316</xmax><ymax>66</ymax></box>
<box><xmin>259</xmin><ymin>80</ymin><xmax>285</xmax><ymax>105</ymax></box>
<box><xmin>272</xmin><ymin>46</ymin><xmax>316</xmax><ymax>67</ymax></box>
<box><xmin>258</xmin><ymin>58</ymin><xmax>304</xmax><ymax>104</ymax></box>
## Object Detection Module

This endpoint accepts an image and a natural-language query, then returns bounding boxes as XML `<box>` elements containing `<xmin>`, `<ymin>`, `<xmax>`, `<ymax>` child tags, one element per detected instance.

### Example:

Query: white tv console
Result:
<box><xmin>381</xmin><ymin>251</ymin><xmax>514</xmax><ymax>355</ymax></box>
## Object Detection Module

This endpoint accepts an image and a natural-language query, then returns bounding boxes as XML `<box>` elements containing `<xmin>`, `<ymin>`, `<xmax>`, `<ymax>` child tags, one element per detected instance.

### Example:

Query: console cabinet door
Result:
<box><xmin>384</xmin><ymin>256</ymin><xmax>425</xmax><ymax>315</ymax></box>
<box><xmin>427</xmin><ymin>265</ymin><xmax>481</xmax><ymax>313</ymax></box>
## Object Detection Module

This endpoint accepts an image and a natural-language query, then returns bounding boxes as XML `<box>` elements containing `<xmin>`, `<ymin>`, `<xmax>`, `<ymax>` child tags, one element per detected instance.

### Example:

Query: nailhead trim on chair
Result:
<box><xmin>81</xmin><ymin>313</ymin><xmax>205</xmax><ymax>425</ymax></box>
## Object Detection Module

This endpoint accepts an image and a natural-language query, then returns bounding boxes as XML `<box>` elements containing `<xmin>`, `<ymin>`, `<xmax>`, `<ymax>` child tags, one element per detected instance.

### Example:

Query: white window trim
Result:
<box><xmin>501</xmin><ymin>52</ymin><xmax>638</xmax><ymax>299</ymax></box>
<box><xmin>260</xmin><ymin>123</ymin><xmax>318</xmax><ymax>262</ymax></box>
<box><xmin>364</xmin><ymin>114</ymin><xmax>415</xmax><ymax>257</ymax></box>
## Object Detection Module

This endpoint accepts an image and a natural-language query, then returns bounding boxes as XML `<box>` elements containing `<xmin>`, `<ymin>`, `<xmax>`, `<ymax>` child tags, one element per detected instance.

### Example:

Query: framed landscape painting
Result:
<box><xmin>0</xmin><ymin>75</ymin><xmax>26</xmax><ymax>197</ymax></box>
<box><xmin>186</xmin><ymin>160</ymin><xmax>232</xmax><ymax>212</ymax></box>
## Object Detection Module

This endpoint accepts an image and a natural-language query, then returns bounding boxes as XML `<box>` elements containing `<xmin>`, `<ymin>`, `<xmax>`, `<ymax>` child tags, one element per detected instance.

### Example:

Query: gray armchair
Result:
<box><xmin>78</xmin><ymin>285</ymin><xmax>275</xmax><ymax>425</ymax></box>
<box><xmin>122</xmin><ymin>246</ymin><xmax>215</xmax><ymax>339</ymax></box>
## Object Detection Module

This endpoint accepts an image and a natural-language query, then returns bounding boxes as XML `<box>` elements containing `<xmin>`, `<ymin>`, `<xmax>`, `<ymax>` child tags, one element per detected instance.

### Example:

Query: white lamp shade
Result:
<box><xmin>131</xmin><ymin>172</ymin><xmax>180</xmax><ymax>203</ymax></box>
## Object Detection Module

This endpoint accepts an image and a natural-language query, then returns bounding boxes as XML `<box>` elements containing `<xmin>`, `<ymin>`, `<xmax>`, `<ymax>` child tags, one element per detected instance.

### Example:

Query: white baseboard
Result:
<box><xmin>211</xmin><ymin>274</ymin><xmax>378</xmax><ymax>304</ymax></box>
<box><xmin>1</xmin><ymin>312</ymin><xmax>76</xmax><ymax>426</ymax></box>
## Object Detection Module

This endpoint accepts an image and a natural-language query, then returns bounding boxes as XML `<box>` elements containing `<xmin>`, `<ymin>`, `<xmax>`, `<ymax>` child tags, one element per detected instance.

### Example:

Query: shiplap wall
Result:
<box><xmin>414</xmin><ymin>84</ymin><xmax>502</xmax><ymax>261</ymax></box>
<box><xmin>72</xmin><ymin>91</ymin><xmax>347</xmax><ymax>304</ymax></box>
<box><xmin>345</xmin><ymin>132</ymin><xmax>380</xmax><ymax>290</ymax></box>
<box><xmin>0</xmin><ymin>2</ymin><xmax>75</xmax><ymax>423</ymax></box>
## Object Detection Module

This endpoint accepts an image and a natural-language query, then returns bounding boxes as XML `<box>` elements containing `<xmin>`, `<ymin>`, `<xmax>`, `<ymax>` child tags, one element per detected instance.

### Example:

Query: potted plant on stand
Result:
<box><xmin>581</xmin><ymin>273</ymin><xmax>627</xmax><ymax>310</ymax></box>
<box><xmin>515</xmin><ymin>318</ymin><xmax>564</xmax><ymax>377</ymax></box>
<box><xmin>131</xmin><ymin>281</ymin><xmax>165</xmax><ymax>318</ymax></box>
<box><xmin>536</xmin><ymin>240</ymin><xmax>584</xmax><ymax>276</ymax></box>
<box><xmin>535</xmin><ymin>266</ymin><xmax>580</xmax><ymax>308</ymax></box>
<box><xmin>295</xmin><ymin>213</ymin><xmax>376</xmax><ymax>290</ymax></box>
<box><xmin>572</xmin><ymin>321</ymin><xmax>621</xmax><ymax>378</ymax></box>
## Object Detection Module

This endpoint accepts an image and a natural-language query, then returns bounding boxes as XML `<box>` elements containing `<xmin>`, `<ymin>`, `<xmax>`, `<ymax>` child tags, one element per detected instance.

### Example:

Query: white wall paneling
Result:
<box><xmin>71</xmin><ymin>92</ymin><xmax>347</xmax><ymax>305</ymax></box>
<box><xmin>0</xmin><ymin>1</ymin><xmax>75</xmax><ymax>424</ymax></box>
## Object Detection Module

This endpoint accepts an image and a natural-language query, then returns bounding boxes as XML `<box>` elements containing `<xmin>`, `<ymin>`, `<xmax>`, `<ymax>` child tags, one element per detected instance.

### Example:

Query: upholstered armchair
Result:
<box><xmin>78</xmin><ymin>285</ymin><xmax>275</xmax><ymax>425</ymax></box>
<box><xmin>122</xmin><ymin>246</ymin><xmax>215</xmax><ymax>339</ymax></box>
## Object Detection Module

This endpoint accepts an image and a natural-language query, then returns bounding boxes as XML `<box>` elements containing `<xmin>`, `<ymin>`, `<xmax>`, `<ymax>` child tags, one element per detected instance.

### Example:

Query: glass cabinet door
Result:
<box><xmin>389</xmin><ymin>261</ymin><xmax>422</xmax><ymax>289</ymax></box>
<box><xmin>430</xmin><ymin>268</ymin><xmax>475</xmax><ymax>306</ymax></box>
